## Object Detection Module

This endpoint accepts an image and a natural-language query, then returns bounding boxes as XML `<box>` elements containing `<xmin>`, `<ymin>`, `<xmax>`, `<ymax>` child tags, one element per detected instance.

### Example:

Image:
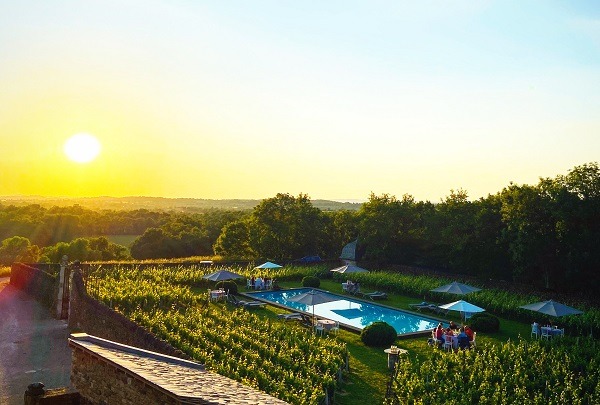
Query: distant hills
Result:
<box><xmin>0</xmin><ymin>196</ymin><xmax>363</xmax><ymax>212</ymax></box>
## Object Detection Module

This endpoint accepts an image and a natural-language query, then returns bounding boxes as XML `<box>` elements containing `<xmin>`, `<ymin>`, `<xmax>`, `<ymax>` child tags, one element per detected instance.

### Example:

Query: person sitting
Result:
<box><xmin>434</xmin><ymin>324</ymin><xmax>444</xmax><ymax>347</ymax></box>
<box><xmin>464</xmin><ymin>325</ymin><xmax>474</xmax><ymax>341</ymax></box>
<box><xmin>443</xmin><ymin>327</ymin><xmax>454</xmax><ymax>342</ymax></box>
<box><xmin>255</xmin><ymin>276</ymin><xmax>264</xmax><ymax>290</ymax></box>
<box><xmin>449</xmin><ymin>320</ymin><xmax>459</xmax><ymax>330</ymax></box>
<box><xmin>250</xmin><ymin>276</ymin><xmax>256</xmax><ymax>290</ymax></box>
<box><xmin>457</xmin><ymin>327</ymin><xmax>470</xmax><ymax>350</ymax></box>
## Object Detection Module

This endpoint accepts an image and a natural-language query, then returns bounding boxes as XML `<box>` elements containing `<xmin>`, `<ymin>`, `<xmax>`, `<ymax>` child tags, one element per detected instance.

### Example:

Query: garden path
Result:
<box><xmin>0</xmin><ymin>277</ymin><xmax>72</xmax><ymax>404</ymax></box>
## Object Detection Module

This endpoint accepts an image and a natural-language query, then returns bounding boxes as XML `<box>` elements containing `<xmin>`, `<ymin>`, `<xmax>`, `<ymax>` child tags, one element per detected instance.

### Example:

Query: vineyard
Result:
<box><xmin>85</xmin><ymin>263</ymin><xmax>600</xmax><ymax>404</ymax></box>
<box><xmin>88</xmin><ymin>264</ymin><xmax>348</xmax><ymax>404</ymax></box>
<box><xmin>387</xmin><ymin>337</ymin><xmax>600</xmax><ymax>404</ymax></box>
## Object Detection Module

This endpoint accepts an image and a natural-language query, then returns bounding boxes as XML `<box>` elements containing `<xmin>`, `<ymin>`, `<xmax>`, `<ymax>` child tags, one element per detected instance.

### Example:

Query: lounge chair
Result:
<box><xmin>277</xmin><ymin>312</ymin><xmax>304</xmax><ymax>321</ymax></box>
<box><xmin>227</xmin><ymin>294</ymin><xmax>266</xmax><ymax>308</ymax></box>
<box><xmin>409</xmin><ymin>302</ymin><xmax>432</xmax><ymax>311</ymax></box>
<box><xmin>428</xmin><ymin>305</ymin><xmax>449</xmax><ymax>316</ymax></box>
<box><xmin>365</xmin><ymin>291</ymin><xmax>387</xmax><ymax>300</ymax></box>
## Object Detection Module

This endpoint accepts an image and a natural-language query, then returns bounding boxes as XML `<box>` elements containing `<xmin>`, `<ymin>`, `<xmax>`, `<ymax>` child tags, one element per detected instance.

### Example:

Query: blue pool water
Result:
<box><xmin>247</xmin><ymin>288</ymin><xmax>442</xmax><ymax>335</ymax></box>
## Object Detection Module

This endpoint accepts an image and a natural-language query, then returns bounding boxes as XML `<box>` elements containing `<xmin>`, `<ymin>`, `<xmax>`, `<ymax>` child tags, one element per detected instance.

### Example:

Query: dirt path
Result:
<box><xmin>0</xmin><ymin>277</ymin><xmax>72</xmax><ymax>404</ymax></box>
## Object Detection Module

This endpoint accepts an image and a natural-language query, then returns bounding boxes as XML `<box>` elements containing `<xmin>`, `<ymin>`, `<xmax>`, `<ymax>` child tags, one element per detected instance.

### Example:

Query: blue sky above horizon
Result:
<box><xmin>1</xmin><ymin>1</ymin><xmax>599</xmax><ymax>202</ymax></box>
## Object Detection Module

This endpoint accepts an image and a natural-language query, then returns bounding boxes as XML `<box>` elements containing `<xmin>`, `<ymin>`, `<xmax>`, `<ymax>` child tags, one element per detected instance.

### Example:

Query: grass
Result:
<box><xmin>245</xmin><ymin>278</ymin><xmax>532</xmax><ymax>405</ymax></box>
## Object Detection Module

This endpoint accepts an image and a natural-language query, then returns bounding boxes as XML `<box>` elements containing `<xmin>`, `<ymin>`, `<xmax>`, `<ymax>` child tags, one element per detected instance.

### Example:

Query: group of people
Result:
<box><xmin>345</xmin><ymin>280</ymin><xmax>360</xmax><ymax>293</ymax></box>
<box><xmin>249</xmin><ymin>276</ymin><xmax>274</xmax><ymax>290</ymax></box>
<box><xmin>430</xmin><ymin>322</ymin><xmax>474</xmax><ymax>350</ymax></box>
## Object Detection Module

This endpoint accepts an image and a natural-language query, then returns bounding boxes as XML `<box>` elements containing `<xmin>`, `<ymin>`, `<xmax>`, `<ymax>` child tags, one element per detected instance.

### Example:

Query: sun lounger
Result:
<box><xmin>277</xmin><ymin>312</ymin><xmax>304</xmax><ymax>321</ymax></box>
<box><xmin>409</xmin><ymin>302</ymin><xmax>449</xmax><ymax>315</ymax></box>
<box><xmin>364</xmin><ymin>291</ymin><xmax>388</xmax><ymax>300</ymax></box>
<box><xmin>227</xmin><ymin>294</ymin><xmax>266</xmax><ymax>308</ymax></box>
<box><xmin>427</xmin><ymin>305</ymin><xmax>449</xmax><ymax>316</ymax></box>
<box><xmin>409</xmin><ymin>302</ymin><xmax>432</xmax><ymax>310</ymax></box>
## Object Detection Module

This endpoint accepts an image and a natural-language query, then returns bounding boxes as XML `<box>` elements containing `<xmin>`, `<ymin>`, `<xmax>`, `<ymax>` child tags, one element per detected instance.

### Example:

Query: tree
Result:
<box><xmin>358</xmin><ymin>193</ymin><xmax>429</xmax><ymax>265</ymax></box>
<box><xmin>213</xmin><ymin>220</ymin><xmax>253</xmax><ymax>258</ymax></box>
<box><xmin>42</xmin><ymin>237</ymin><xmax>131</xmax><ymax>262</ymax></box>
<box><xmin>0</xmin><ymin>236</ymin><xmax>41</xmax><ymax>265</ymax></box>
<box><xmin>247</xmin><ymin>193</ymin><xmax>330</xmax><ymax>260</ymax></box>
<box><xmin>130</xmin><ymin>228</ymin><xmax>176</xmax><ymax>259</ymax></box>
<box><xmin>500</xmin><ymin>183</ymin><xmax>559</xmax><ymax>288</ymax></box>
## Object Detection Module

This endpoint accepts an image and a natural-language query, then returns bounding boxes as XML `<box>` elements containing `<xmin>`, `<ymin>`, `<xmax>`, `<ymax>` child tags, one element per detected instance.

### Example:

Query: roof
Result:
<box><xmin>68</xmin><ymin>333</ymin><xmax>289</xmax><ymax>405</ymax></box>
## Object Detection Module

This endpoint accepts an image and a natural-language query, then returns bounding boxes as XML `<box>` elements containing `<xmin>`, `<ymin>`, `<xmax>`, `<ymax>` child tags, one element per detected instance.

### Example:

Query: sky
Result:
<box><xmin>1</xmin><ymin>1</ymin><xmax>599</xmax><ymax>202</ymax></box>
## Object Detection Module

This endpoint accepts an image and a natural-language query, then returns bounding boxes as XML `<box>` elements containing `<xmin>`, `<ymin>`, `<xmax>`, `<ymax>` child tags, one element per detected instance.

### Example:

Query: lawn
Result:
<box><xmin>252</xmin><ymin>279</ymin><xmax>532</xmax><ymax>405</ymax></box>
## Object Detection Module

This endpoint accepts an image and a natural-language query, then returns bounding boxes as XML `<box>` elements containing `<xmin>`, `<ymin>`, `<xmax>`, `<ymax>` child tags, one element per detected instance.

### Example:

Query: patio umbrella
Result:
<box><xmin>330</xmin><ymin>264</ymin><xmax>369</xmax><ymax>274</ymax></box>
<box><xmin>439</xmin><ymin>300</ymin><xmax>485</xmax><ymax>322</ymax></box>
<box><xmin>519</xmin><ymin>300</ymin><xmax>583</xmax><ymax>317</ymax></box>
<box><xmin>431</xmin><ymin>281</ymin><xmax>481</xmax><ymax>295</ymax></box>
<box><xmin>254</xmin><ymin>261</ymin><xmax>283</xmax><ymax>270</ymax></box>
<box><xmin>288</xmin><ymin>289</ymin><xmax>339</xmax><ymax>328</ymax></box>
<box><xmin>202</xmin><ymin>269</ymin><xmax>244</xmax><ymax>282</ymax></box>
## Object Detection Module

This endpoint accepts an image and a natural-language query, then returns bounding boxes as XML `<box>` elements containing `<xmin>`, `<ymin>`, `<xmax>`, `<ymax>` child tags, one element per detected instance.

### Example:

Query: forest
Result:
<box><xmin>1</xmin><ymin>162</ymin><xmax>598</xmax><ymax>294</ymax></box>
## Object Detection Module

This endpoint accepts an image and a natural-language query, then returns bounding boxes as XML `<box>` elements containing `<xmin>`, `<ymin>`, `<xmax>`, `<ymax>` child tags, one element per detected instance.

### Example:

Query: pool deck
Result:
<box><xmin>242</xmin><ymin>287</ymin><xmax>446</xmax><ymax>339</ymax></box>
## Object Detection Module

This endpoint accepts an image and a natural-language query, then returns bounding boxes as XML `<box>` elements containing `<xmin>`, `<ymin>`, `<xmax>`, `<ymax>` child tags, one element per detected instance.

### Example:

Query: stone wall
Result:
<box><xmin>10</xmin><ymin>262</ymin><xmax>58</xmax><ymax>310</ymax></box>
<box><xmin>71</xmin><ymin>349</ymin><xmax>177</xmax><ymax>405</ymax></box>
<box><xmin>68</xmin><ymin>270</ymin><xmax>187</xmax><ymax>359</ymax></box>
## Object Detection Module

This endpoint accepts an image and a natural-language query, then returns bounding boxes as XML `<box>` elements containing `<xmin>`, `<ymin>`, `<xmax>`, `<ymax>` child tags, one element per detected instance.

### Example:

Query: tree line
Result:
<box><xmin>1</xmin><ymin>162</ymin><xmax>598</xmax><ymax>293</ymax></box>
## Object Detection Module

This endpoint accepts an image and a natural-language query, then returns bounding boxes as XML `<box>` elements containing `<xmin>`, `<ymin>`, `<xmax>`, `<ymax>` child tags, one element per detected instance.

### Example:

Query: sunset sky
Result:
<box><xmin>1</xmin><ymin>1</ymin><xmax>599</xmax><ymax>202</ymax></box>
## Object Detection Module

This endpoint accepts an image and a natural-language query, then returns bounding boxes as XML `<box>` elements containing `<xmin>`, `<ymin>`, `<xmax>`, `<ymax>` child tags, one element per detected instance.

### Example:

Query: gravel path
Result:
<box><xmin>0</xmin><ymin>278</ymin><xmax>72</xmax><ymax>404</ymax></box>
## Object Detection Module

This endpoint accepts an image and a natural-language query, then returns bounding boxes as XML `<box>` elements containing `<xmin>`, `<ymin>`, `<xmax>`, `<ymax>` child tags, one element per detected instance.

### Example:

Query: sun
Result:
<box><xmin>63</xmin><ymin>133</ymin><xmax>102</xmax><ymax>163</ymax></box>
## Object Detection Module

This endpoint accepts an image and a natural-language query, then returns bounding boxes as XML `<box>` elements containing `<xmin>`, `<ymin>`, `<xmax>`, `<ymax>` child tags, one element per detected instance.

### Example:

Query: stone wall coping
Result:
<box><xmin>69</xmin><ymin>333</ymin><xmax>289</xmax><ymax>404</ymax></box>
<box><xmin>69</xmin><ymin>333</ymin><xmax>202</xmax><ymax>369</ymax></box>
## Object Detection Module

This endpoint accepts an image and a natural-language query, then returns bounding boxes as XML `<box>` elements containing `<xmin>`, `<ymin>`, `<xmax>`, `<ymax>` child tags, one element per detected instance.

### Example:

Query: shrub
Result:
<box><xmin>361</xmin><ymin>321</ymin><xmax>397</xmax><ymax>347</ymax></box>
<box><xmin>469</xmin><ymin>312</ymin><xmax>500</xmax><ymax>333</ymax></box>
<box><xmin>302</xmin><ymin>276</ymin><xmax>320</xmax><ymax>288</ymax></box>
<box><xmin>216</xmin><ymin>280</ymin><xmax>238</xmax><ymax>294</ymax></box>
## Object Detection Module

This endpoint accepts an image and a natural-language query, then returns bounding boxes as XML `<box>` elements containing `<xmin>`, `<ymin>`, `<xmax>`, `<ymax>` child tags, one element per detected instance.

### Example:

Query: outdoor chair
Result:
<box><xmin>330</xmin><ymin>321</ymin><xmax>340</xmax><ymax>335</ymax></box>
<box><xmin>541</xmin><ymin>327</ymin><xmax>551</xmax><ymax>340</ymax></box>
<box><xmin>443</xmin><ymin>338</ymin><xmax>453</xmax><ymax>351</ymax></box>
<box><xmin>429</xmin><ymin>331</ymin><xmax>442</xmax><ymax>347</ymax></box>
<box><xmin>314</xmin><ymin>323</ymin><xmax>325</xmax><ymax>336</ymax></box>
<box><xmin>531</xmin><ymin>323</ymin><xmax>541</xmax><ymax>339</ymax></box>
<box><xmin>469</xmin><ymin>332</ymin><xmax>477</xmax><ymax>348</ymax></box>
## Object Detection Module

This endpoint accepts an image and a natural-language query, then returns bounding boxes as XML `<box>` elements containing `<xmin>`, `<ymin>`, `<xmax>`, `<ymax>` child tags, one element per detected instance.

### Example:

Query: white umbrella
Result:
<box><xmin>431</xmin><ymin>281</ymin><xmax>481</xmax><ymax>295</ymax></box>
<box><xmin>202</xmin><ymin>269</ymin><xmax>244</xmax><ymax>282</ymax></box>
<box><xmin>520</xmin><ymin>300</ymin><xmax>583</xmax><ymax>317</ymax></box>
<box><xmin>439</xmin><ymin>300</ymin><xmax>485</xmax><ymax>322</ymax></box>
<box><xmin>330</xmin><ymin>265</ymin><xmax>369</xmax><ymax>274</ymax></box>
<box><xmin>254</xmin><ymin>261</ymin><xmax>283</xmax><ymax>270</ymax></box>
<box><xmin>288</xmin><ymin>289</ymin><xmax>339</xmax><ymax>329</ymax></box>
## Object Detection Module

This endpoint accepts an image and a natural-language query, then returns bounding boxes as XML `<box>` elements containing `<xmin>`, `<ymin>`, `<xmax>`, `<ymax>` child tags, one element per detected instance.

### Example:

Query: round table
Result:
<box><xmin>384</xmin><ymin>348</ymin><xmax>407</xmax><ymax>370</ymax></box>
<box><xmin>317</xmin><ymin>320</ymin><xmax>336</xmax><ymax>330</ymax></box>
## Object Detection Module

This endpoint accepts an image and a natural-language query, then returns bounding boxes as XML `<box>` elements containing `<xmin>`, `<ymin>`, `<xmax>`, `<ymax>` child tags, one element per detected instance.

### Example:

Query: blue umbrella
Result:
<box><xmin>431</xmin><ymin>281</ymin><xmax>481</xmax><ymax>295</ymax></box>
<box><xmin>254</xmin><ymin>261</ymin><xmax>283</xmax><ymax>270</ymax></box>
<box><xmin>330</xmin><ymin>265</ymin><xmax>369</xmax><ymax>274</ymax></box>
<box><xmin>520</xmin><ymin>300</ymin><xmax>583</xmax><ymax>317</ymax></box>
<box><xmin>202</xmin><ymin>269</ymin><xmax>243</xmax><ymax>282</ymax></box>
<box><xmin>439</xmin><ymin>300</ymin><xmax>485</xmax><ymax>322</ymax></box>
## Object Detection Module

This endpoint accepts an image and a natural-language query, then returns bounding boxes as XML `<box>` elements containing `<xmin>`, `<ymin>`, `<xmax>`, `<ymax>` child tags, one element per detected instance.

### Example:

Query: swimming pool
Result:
<box><xmin>246</xmin><ymin>288</ymin><xmax>443</xmax><ymax>335</ymax></box>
